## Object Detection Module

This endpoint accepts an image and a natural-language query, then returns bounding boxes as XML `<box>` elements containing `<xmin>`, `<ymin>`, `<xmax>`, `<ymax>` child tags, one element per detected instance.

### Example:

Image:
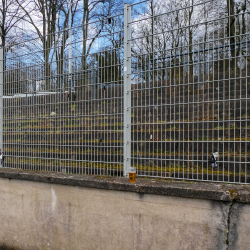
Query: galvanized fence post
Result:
<box><xmin>123</xmin><ymin>3</ymin><xmax>131</xmax><ymax>177</ymax></box>
<box><xmin>0</xmin><ymin>48</ymin><xmax>3</xmax><ymax>167</ymax></box>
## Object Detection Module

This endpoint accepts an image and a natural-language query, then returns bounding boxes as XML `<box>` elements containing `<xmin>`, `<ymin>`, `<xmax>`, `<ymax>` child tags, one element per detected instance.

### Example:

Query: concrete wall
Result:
<box><xmin>0</xmin><ymin>177</ymin><xmax>250</xmax><ymax>250</ymax></box>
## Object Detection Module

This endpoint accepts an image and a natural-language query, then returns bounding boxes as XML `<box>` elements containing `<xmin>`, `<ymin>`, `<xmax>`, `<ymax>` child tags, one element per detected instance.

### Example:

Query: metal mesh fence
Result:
<box><xmin>2</xmin><ymin>13</ymin><xmax>124</xmax><ymax>176</ymax></box>
<box><xmin>0</xmin><ymin>0</ymin><xmax>249</xmax><ymax>183</ymax></box>
<box><xmin>130</xmin><ymin>0</ymin><xmax>250</xmax><ymax>183</ymax></box>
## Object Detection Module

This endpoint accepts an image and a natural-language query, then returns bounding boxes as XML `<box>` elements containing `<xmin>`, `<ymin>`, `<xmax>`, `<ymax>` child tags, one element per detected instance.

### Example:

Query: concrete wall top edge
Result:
<box><xmin>0</xmin><ymin>168</ymin><xmax>250</xmax><ymax>203</ymax></box>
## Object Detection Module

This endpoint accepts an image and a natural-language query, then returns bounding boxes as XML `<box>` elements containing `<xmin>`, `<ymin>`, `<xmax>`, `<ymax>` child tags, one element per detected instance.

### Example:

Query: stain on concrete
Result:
<box><xmin>51</xmin><ymin>188</ymin><xmax>57</xmax><ymax>212</ymax></box>
<box><xmin>138</xmin><ymin>192</ymin><xmax>144</xmax><ymax>200</ymax></box>
<box><xmin>210</xmin><ymin>200</ymin><xmax>230</xmax><ymax>250</ymax></box>
<box><xmin>0</xmin><ymin>244</ymin><xmax>20</xmax><ymax>250</ymax></box>
<box><xmin>227</xmin><ymin>202</ymin><xmax>243</xmax><ymax>250</ymax></box>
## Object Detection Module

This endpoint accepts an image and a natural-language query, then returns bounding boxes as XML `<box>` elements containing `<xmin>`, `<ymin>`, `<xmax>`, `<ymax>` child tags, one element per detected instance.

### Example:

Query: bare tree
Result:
<box><xmin>0</xmin><ymin>0</ymin><xmax>23</xmax><ymax>48</ymax></box>
<box><xmin>54</xmin><ymin>0</ymin><xmax>81</xmax><ymax>77</ymax></box>
<box><xmin>15</xmin><ymin>0</ymin><xmax>83</xmax><ymax>89</ymax></box>
<box><xmin>15</xmin><ymin>0</ymin><xmax>60</xmax><ymax>88</ymax></box>
<box><xmin>81</xmin><ymin>0</ymin><xmax>106</xmax><ymax>71</ymax></box>
<box><xmin>227</xmin><ymin>0</ymin><xmax>249</xmax><ymax>70</ymax></box>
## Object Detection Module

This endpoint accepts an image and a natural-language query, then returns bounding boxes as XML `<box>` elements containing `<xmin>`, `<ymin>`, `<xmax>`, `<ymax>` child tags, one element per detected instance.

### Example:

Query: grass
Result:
<box><xmin>3</xmin><ymin>135</ymin><xmax>250</xmax><ymax>144</ymax></box>
<box><xmin>4</xmin><ymin>118</ymin><xmax>248</xmax><ymax>129</ymax></box>
<box><xmin>5</xmin><ymin>157</ymin><xmax>248</xmax><ymax>178</ymax></box>
<box><xmin>4</xmin><ymin>142</ymin><xmax>249</xmax><ymax>179</ymax></box>
<box><xmin>4</xmin><ymin>146</ymin><xmax>249</xmax><ymax>156</ymax></box>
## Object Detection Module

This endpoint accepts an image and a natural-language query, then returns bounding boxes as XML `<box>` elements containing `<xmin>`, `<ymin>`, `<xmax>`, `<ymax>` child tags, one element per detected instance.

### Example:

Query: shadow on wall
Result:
<box><xmin>0</xmin><ymin>244</ymin><xmax>20</xmax><ymax>250</ymax></box>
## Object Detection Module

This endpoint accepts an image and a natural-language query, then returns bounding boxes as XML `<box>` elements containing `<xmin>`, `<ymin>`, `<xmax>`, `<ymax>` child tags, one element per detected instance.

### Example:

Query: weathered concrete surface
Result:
<box><xmin>226</xmin><ymin>202</ymin><xmax>250</xmax><ymax>250</ymax></box>
<box><xmin>0</xmin><ymin>169</ymin><xmax>250</xmax><ymax>250</ymax></box>
<box><xmin>1</xmin><ymin>168</ymin><xmax>250</xmax><ymax>203</ymax></box>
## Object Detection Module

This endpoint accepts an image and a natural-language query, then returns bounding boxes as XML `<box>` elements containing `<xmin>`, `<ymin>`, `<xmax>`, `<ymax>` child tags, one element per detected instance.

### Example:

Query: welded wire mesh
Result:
<box><xmin>2</xmin><ymin>13</ymin><xmax>124</xmax><ymax>176</ymax></box>
<box><xmin>1</xmin><ymin>0</ymin><xmax>250</xmax><ymax>183</ymax></box>
<box><xmin>130</xmin><ymin>0</ymin><xmax>250</xmax><ymax>183</ymax></box>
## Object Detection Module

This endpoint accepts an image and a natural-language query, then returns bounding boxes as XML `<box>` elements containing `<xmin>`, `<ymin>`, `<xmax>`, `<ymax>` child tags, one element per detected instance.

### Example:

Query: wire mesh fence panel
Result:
<box><xmin>2</xmin><ymin>13</ymin><xmax>124</xmax><ymax>176</ymax></box>
<box><xmin>0</xmin><ymin>0</ymin><xmax>249</xmax><ymax>183</ymax></box>
<box><xmin>130</xmin><ymin>0</ymin><xmax>250</xmax><ymax>183</ymax></box>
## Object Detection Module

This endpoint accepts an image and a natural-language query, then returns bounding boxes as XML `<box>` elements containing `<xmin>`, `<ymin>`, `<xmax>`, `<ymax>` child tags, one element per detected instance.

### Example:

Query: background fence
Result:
<box><xmin>0</xmin><ymin>0</ymin><xmax>249</xmax><ymax>183</ymax></box>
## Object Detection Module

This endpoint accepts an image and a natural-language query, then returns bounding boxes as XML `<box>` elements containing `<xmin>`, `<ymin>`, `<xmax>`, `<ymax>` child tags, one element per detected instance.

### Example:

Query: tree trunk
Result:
<box><xmin>227</xmin><ymin>0</ymin><xmax>236</xmax><ymax>71</ymax></box>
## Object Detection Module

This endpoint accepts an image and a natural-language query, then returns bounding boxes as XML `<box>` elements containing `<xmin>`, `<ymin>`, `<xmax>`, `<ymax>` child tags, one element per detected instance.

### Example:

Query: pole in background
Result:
<box><xmin>123</xmin><ymin>4</ymin><xmax>131</xmax><ymax>178</ymax></box>
<box><xmin>69</xmin><ymin>0</ymin><xmax>72</xmax><ymax>93</ymax></box>
<box><xmin>0</xmin><ymin>49</ymin><xmax>3</xmax><ymax>167</ymax></box>
<box><xmin>198</xmin><ymin>51</ymin><xmax>201</xmax><ymax>90</ymax></box>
